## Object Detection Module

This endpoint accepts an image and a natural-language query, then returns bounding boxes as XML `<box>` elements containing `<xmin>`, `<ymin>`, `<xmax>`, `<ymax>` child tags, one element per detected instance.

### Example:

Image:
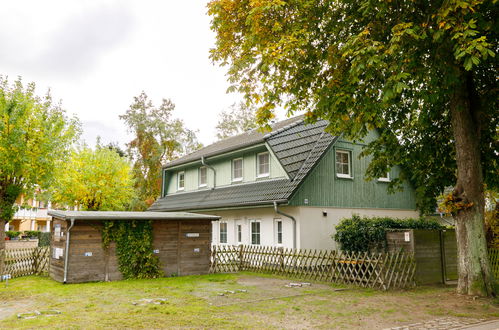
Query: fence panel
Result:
<box><xmin>1</xmin><ymin>247</ymin><xmax>50</xmax><ymax>278</ymax></box>
<box><xmin>211</xmin><ymin>245</ymin><xmax>416</xmax><ymax>290</ymax></box>
<box><xmin>489</xmin><ymin>249</ymin><xmax>499</xmax><ymax>279</ymax></box>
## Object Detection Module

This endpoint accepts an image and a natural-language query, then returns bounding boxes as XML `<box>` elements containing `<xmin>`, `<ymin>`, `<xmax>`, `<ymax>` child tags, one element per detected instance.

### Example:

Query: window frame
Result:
<box><xmin>219</xmin><ymin>222</ymin><xmax>228</xmax><ymax>244</ymax></box>
<box><xmin>378</xmin><ymin>172</ymin><xmax>391</xmax><ymax>182</ymax></box>
<box><xmin>177</xmin><ymin>171</ymin><xmax>185</xmax><ymax>191</ymax></box>
<box><xmin>237</xmin><ymin>224</ymin><xmax>242</xmax><ymax>244</ymax></box>
<box><xmin>232</xmin><ymin>157</ymin><xmax>244</xmax><ymax>182</ymax></box>
<box><xmin>198</xmin><ymin>166</ymin><xmax>208</xmax><ymax>188</ymax></box>
<box><xmin>256</xmin><ymin>152</ymin><xmax>270</xmax><ymax>178</ymax></box>
<box><xmin>335</xmin><ymin>149</ymin><xmax>353</xmax><ymax>179</ymax></box>
<box><xmin>250</xmin><ymin>220</ymin><xmax>261</xmax><ymax>245</ymax></box>
<box><xmin>275</xmin><ymin>219</ymin><xmax>283</xmax><ymax>245</ymax></box>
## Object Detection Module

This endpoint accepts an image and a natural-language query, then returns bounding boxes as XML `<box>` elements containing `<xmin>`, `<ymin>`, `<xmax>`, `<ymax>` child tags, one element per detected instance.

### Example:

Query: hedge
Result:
<box><xmin>334</xmin><ymin>215</ymin><xmax>444</xmax><ymax>252</ymax></box>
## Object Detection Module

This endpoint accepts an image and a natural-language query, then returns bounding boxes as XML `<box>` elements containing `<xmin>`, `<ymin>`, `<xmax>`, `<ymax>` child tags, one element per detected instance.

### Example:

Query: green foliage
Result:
<box><xmin>101</xmin><ymin>220</ymin><xmax>162</xmax><ymax>279</ymax></box>
<box><xmin>215</xmin><ymin>102</ymin><xmax>258</xmax><ymax>140</ymax></box>
<box><xmin>334</xmin><ymin>215</ymin><xmax>444</xmax><ymax>252</ymax></box>
<box><xmin>5</xmin><ymin>231</ymin><xmax>21</xmax><ymax>239</ymax></box>
<box><xmin>52</xmin><ymin>143</ymin><xmax>135</xmax><ymax>211</ymax></box>
<box><xmin>120</xmin><ymin>92</ymin><xmax>202</xmax><ymax>210</ymax></box>
<box><xmin>208</xmin><ymin>0</ymin><xmax>498</xmax><ymax>214</ymax></box>
<box><xmin>0</xmin><ymin>76</ymin><xmax>80</xmax><ymax>222</ymax></box>
<box><xmin>23</xmin><ymin>230</ymin><xmax>41</xmax><ymax>238</ymax></box>
<box><xmin>38</xmin><ymin>232</ymin><xmax>51</xmax><ymax>247</ymax></box>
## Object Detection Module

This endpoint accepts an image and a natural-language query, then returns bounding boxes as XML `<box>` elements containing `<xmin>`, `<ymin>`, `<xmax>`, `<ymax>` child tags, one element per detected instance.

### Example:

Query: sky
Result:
<box><xmin>0</xmin><ymin>0</ymin><xmax>280</xmax><ymax>148</ymax></box>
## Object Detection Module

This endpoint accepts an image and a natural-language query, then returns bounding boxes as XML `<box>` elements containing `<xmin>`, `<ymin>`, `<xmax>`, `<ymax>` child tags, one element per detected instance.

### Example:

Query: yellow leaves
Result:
<box><xmin>341</xmin><ymin>114</ymin><xmax>350</xmax><ymax>121</ymax></box>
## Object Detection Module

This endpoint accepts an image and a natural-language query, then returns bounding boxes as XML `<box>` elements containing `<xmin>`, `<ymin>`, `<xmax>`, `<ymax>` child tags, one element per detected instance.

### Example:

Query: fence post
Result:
<box><xmin>239</xmin><ymin>244</ymin><xmax>244</xmax><ymax>271</ymax></box>
<box><xmin>32</xmin><ymin>248</ymin><xmax>39</xmax><ymax>275</ymax></box>
<box><xmin>279</xmin><ymin>247</ymin><xmax>284</xmax><ymax>274</ymax></box>
<box><xmin>212</xmin><ymin>245</ymin><xmax>217</xmax><ymax>273</ymax></box>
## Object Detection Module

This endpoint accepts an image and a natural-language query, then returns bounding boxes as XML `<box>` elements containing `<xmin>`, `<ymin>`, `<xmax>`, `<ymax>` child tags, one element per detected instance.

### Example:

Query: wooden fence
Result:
<box><xmin>0</xmin><ymin>247</ymin><xmax>50</xmax><ymax>278</ymax></box>
<box><xmin>210</xmin><ymin>245</ymin><xmax>416</xmax><ymax>290</ymax></box>
<box><xmin>489</xmin><ymin>249</ymin><xmax>499</xmax><ymax>279</ymax></box>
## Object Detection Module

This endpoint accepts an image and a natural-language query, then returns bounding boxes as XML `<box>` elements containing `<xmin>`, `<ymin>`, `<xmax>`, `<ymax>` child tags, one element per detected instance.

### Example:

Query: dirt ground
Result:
<box><xmin>1</xmin><ymin>274</ymin><xmax>498</xmax><ymax>329</ymax></box>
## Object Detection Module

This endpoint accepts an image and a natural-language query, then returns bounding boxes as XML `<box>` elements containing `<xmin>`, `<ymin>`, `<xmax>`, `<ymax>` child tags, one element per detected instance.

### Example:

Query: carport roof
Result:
<box><xmin>48</xmin><ymin>210</ymin><xmax>220</xmax><ymax>221</ymax></box>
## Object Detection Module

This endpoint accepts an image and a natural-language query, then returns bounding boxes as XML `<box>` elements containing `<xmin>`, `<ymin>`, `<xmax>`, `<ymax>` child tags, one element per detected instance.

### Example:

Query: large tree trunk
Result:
<box><xmin>450</xmin><ymin>74</ymin><xmax>495</xmax><ymax>297</ymax></box>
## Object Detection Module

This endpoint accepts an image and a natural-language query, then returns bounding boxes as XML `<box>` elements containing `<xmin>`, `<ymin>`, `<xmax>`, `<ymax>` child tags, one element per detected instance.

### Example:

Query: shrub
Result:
<box><xmin>5</xmin><ymin>231</ymin><xmax>21</xmax><ymax>239</ymax></box>
<box><xmin>334</xmin><ymin>215</ymin><xmax>444</xmax><ymax>252</ymax></box>
<box><xmin>38</xmin><ymin>232</ymin><xmax>51</xmax><ymax>247</ymax></box>
<box><xmin>23</xmin><ymin>230</ymin><xmax>41</xmax><ymax>238</ymax></box>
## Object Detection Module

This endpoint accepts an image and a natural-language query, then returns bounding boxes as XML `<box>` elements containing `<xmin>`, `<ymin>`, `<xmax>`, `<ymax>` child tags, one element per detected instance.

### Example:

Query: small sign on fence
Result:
<box><xmin>2</xmin><ymin>274</ymin><xmax>11</xmax><ymax>281</ymax></box>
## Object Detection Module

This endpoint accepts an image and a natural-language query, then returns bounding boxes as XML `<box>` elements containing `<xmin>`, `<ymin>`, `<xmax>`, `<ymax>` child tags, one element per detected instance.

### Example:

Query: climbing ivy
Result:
<box><xmin>101</xmin><ymin>220</ymin><xmax>162</xmax><ymax>279</ymax></box>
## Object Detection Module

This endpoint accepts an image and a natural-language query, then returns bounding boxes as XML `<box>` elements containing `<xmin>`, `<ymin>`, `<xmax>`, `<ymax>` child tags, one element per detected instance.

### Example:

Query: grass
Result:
<box><xmin>0</xmin><ymin>273</ymin><xmax>498</xmax><ymax>329</ymax></box>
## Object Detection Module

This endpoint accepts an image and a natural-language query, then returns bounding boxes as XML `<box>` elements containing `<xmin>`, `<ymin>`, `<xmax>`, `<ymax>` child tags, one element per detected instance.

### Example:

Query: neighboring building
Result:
<box><xmin>6</xmin><ymin>195</ymin><xmax>51</xmax><ymax>233</ymax></box>
<box><xmin>149</xmin><ymin>116</ymin><xmax>419</xmax><ymax>250</ymax></box>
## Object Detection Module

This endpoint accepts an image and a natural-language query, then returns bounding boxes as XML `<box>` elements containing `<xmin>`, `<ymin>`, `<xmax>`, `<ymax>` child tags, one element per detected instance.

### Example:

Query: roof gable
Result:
<box><xmin>149</xmin><ymin>118</ymin><xmax>337</xmax><ymax>212</ymax></box>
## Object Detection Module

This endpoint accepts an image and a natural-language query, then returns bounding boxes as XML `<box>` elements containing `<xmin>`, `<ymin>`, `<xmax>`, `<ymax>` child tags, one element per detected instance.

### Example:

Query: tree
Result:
<box><xmin>52</xmin><ymin>144</ymin><xmax>135</xmax><ymax>211</ymax></box>
<box><xmin>208</xmin><ymin>0</ymin><xmax>498</xmax><ymax>295</ymax></box>
<box><xmin>0</xmin><ymin>77</ymin><xmax>80</xmax><ymax>249</ymax></box>
<box><xmin>215</xmin><ymin>101</ymin><xmax>258</xmax><ymax>139</ymax></box>
<box><xmin>120</xmin><ymin>92</ymin><xmax>202</xmax><ymax>210</ymax></box>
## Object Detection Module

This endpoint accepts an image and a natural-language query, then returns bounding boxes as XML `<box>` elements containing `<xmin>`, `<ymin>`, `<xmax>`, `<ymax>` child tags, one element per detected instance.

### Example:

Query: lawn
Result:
<box><xmin>1</xmin><ymin>273</ymin><xmax>498</xmax><ymax>329</ymax></box>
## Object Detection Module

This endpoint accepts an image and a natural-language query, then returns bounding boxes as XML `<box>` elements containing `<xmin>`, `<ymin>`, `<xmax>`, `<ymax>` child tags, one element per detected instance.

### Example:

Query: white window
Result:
<box><xmin>251</xmin><ymin>221</ymin><xmax>260</xmax><ymax>245</ymax></box>
<box><xmin>276</xmin><ymin>220</ymin><xmax>282</xmax><ymax>245</ymax></box>
<box><xmin>257</xmin><ymin>152</ymin><xmax>270</xmax><ymax>177</ymax></box>
<box><xmin>177</xmin><ymin>171</ymin><xmax>185</xmax><ymax>190</ymax></box>
<box><xmin>219</xmin><ymin>222</ymin><xmax>228</xmax><ymax>244</ymax></box>
<box><xmin>336</xmin><ymin>150</ymin><xmax>352</xmax><ymax>178</ymax></box>
<box><xmin>232</xmin><ymin>158</ymin><xmax>243</xmax><ymax>182</ymax></box>
<box><xmin>237</xmin><ymin>224</ymin><xmax>242</xmax><ymax>244</ymax></box>
<box><xmin>378</xmin><ymin>172</ymin><xmax>391</xmax><ymax>182</ymax></box>
<box><xmin>199</xmin><ymin>166</ymin><xmax>207</xmax><ymax>187</ymax></box>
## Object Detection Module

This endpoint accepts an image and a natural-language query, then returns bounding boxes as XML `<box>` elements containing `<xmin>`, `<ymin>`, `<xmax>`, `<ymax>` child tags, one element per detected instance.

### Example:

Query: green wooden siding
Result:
<box><xmin>289</xmin><ymin>137</ymin><xmax>417</xmax><ymax>209</ymax></box>
<box><xmin>164</xmin><ymin>146</ymin><xmax>288</xmax><ymax>195</ymax></box>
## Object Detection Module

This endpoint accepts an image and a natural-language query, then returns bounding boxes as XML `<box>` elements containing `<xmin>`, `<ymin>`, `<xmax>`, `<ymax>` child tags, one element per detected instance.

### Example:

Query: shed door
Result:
<box><xmin>153</xmin><ymin>221</ymin><xmax>179</xmax><ymax>276</ymax></box>
<box><xmin>178</xmin><ymin>220</ymin><xmax>211</xmax><ymax>276</ymax></box>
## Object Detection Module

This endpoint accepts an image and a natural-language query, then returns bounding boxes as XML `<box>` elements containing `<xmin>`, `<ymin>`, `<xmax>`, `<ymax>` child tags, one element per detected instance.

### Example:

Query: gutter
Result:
<box><xmin>273</xmin><ymin>201</ymin><xmax>296</xmax><ymax>249</ymax></box>
<box><xmin>201</xmin><ymin>156</ymin><xmax>216</xmax><ymax>190</ymax></box>
<box><xmin>63</xmin><ymin>218</ymin><xmax>75</xmax><ymax>284</ymax></box>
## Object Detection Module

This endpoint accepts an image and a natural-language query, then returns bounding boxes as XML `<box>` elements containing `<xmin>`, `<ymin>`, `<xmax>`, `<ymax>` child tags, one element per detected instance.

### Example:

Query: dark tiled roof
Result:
<box><xmin>266</xmin><ymin>120</ymin><xmax>329</xmax><ymax>179</ymax></box>
<box><xmin>165</xmin><ymin>115</ymin><xmax>304</xmax><ymax>168</ymax></box>
<box><xmin>149</xmin><ymin>118</ymin><xmax>337</xmax><ymax>212</ymax></box>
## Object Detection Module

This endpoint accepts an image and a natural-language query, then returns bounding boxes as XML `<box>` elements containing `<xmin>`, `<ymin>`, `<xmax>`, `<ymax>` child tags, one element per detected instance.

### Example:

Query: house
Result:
<box><xmin>6</xmin><ymin>194</ymin><xmax>52</xmax><ymax>233</ymax></box>
<box><xmin>149</xmin><ymin>116</ymin><xmax>419</xmax><ymax>250</ymax></box>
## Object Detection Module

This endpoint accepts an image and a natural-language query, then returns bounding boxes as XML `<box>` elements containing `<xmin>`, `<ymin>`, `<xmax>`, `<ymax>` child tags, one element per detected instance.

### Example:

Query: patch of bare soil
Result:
<box><xmin>198</xmin><ymin>275</ymin><xmax>499</xmax><ymax>329</ymax></box>
<box><xmin>0</xmin><ymin>299</ymin><xmax>34</xmax><ymax>320</ymax></box>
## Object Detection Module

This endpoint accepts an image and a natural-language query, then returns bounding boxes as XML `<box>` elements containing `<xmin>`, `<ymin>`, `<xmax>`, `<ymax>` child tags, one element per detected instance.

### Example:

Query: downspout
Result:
<box><xmin>273</xmin><ymin>201</ymin><xmax>296</xmax><ymax>249</ymax></box>
<box><xmin>63</xmin><ymin>218</ymin><xmax>75</xmax><ymax>284</ymax></box>
<box><xmin>201</xmin><ymin>156</ymin><xmax>216</xmax><ymax>190</ymax></box>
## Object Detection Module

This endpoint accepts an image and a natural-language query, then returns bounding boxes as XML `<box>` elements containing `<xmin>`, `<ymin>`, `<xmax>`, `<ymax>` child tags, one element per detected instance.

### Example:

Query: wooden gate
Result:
<box><xmin>0</xmin><ymin>247</ymin><xmax>50</xmax><ymax>278</ymax></box>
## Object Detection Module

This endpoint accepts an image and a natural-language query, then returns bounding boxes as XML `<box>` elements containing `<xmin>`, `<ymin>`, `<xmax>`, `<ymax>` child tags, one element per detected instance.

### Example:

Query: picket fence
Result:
<box><xmin>0</xmin><ymin>247</ymin><xmax>50</xmax><ymax>278</ymax></box>
<box><xmin>210</xmin><ymin>245</ymin><xmax>417</xmax><ymax>290</ymax></box>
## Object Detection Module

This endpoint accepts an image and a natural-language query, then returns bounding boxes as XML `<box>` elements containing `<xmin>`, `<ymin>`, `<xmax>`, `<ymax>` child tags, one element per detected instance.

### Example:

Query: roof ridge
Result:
<box><xmin>291</xmin><ymin>131</ymin><xmax>326</xmax><ymax>182</ymax></box>
<box><xmin>263</xmin><ymin>116</ymin><xmax>305</xmax><ymax>139</ymax></box>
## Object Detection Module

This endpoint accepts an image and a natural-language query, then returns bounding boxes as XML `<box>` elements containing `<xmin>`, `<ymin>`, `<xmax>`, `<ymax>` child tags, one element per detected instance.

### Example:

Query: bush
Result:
<box><xmin>23</xmin><ymin>230</ymin><xmax>41</xmax><ymax>238</ymax></box>
<box><xmin>334</xmin><ymin>215</ymin><xmax>444</xmax><ymax>252</ymax></box>
<box><xmin>5</xmin><ymin>231</ymin><xmax>21</xmax><ymax>239</ymax></box>
<box><xmin>38</xmin><ymin>232</ymin><xmax>51</xmax><ymax>247</ymax></box>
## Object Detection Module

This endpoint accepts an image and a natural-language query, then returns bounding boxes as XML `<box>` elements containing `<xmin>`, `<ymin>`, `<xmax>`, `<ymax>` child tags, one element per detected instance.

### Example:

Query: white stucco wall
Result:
<box><xmin>204</xmin><ymin>206</ymin><xmax>419</xmax><ymax>250</ymax></box>
<box><xmin>295</xmin><ymin>207</ymin><xmax>420</xmax><ymax>250</ymax></box>
<box><xmin>204</xmin><ymin>207</ymin><xmax>298</xmax><ymax>249</ymax></box>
